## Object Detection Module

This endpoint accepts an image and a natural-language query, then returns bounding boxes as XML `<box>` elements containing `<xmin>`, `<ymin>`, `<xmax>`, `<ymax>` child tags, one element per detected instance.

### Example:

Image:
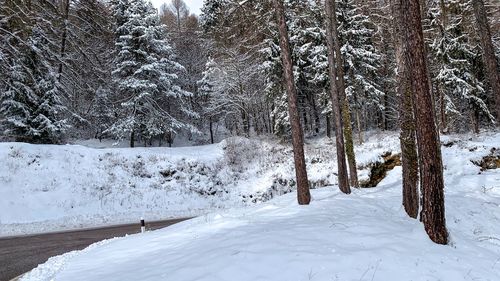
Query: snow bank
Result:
<box><xmin>0</xmin><ymin>142</ymin><xmax>232</xmax><ymax>236</ymax></box>
<box><xmin>2</xmin><ymin>134</ymin><xmax>393</xmax><ymax>236</ymax></box>
<box><xmin>19</xmin><ymin>132</ymin><xmax>500</xmax><ymax>280</ymax></box>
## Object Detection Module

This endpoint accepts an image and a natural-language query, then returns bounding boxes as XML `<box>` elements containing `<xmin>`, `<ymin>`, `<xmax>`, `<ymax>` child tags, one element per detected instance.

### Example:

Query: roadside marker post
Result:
<box><xmin>140</xmin><ymin>218</ymin><xmax>145</xmax><ymax>233</ymax></box>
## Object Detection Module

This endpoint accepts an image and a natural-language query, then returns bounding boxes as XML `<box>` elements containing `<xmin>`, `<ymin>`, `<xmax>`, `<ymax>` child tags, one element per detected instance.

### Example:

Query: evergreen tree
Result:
<box><xmin>337</xmin><ymin>0</ymin><xmax>385</xmax><ymax>138</ymax></box>
<box><xmin>0</xmin><ymin>0</ymin><xmax>68</xmax><ymax>143</ymax></box>
<box><xmin>263</xmin><ymin>0</ymin><xmax>327</xmax><ymax>137</ymax></box>
<box><xmin>109</xmin><ymin>0</ymin><xmax>197</xmax><ymax>147</ymax></box>
<box><xmin>430</xmin><ymin>0</ymin><xmax>493</xmax><ymax>132</ymax></box>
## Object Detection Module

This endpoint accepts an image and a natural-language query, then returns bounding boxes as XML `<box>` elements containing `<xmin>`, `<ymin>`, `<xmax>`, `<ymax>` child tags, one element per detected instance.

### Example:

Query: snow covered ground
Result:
<box><xmin>17</xmin><ymin>132</ymin><xmax>500</xmax><ymax>281</ymax></box>
<box><xmin>1</xmin><ymin>133</ymin><xmax>383</xmax><ymax>236</ymax></box>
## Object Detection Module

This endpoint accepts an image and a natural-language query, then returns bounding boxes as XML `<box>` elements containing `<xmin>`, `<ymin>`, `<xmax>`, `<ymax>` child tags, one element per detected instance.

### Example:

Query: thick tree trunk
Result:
<box><xmin>274</xmin><ymin>0</ymin><xmax>311</xmax><ymax>205</ymax></box>
<box><xmin>325</xmin><ymin>0</ymin><xmax>350</xmax><ymax>194</ymax></box>
<box><xmin>399</xmin><ymin>0</ymin><xmax>448</xmax><ymax>244</ymax></box>
<box><xmin>391</xmin><ymin>0</ymin><xmax>419</xmax><ymax>219</ymax></box>
<box><xmin>472</xmin><ymin>0</ymin><xmax>500</xmax><ymax>119</ymax></box>
<box><xmin>331</xmin><ymin>3</ymin><xmax>359</xmax><ymax>188</ymax></box>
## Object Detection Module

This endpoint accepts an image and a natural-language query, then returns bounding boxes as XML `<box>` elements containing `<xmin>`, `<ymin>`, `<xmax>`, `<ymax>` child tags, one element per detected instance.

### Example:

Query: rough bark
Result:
<box><xmin>472</xmin><ymin>0</ymin><xmax>500</xmax><ymax>119</ymax></box>
<box><xmin>274</xmin><ymin>0</ymin><xmax>311</xmax><ymax>204</ymax></box>
<box><xmin>391</xmin><ymin>0</ymin><xmax>420</xmax><ymax>219</ymax></box>
<box><xmin>399</xmin><ymin>0</ymin><xmax>448</xmax><ymax>244</ymax></box>
<box><xmin>331</xmin><ymin>3</ymin><xmax>359</xmax><ymax>188</ymax></box>
<box><xmin>325</xmin><ymin>0</ymin><xmax>350</xmax><ymax>194</ymax></box>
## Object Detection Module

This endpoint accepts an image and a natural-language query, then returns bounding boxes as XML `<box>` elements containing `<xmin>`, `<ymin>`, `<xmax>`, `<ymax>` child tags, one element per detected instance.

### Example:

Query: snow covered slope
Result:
<box><xmin>1</xmin><ymin>134</ymin><xmax>384</xmax><ymax>236</ymax></box>
<box><xmin>0</xmin><ymin>142</ymin><xmax>233</xmax><ymax>236</ymax></box>
<box><xmin>19</xmin><ymin>132</ymin><xmax>500</xmax><ymax>281</ymax></box>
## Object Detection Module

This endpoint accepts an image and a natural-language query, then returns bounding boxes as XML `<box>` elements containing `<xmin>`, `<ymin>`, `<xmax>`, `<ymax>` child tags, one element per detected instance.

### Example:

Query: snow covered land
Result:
<box><xmin>7</xmin><ymin>131</ymin><xmax>500</xmax><ymax>280</ymax></box>
<box><xmin>0</xmin><ymin>133</ymin><xmax>386</xmax><ymax>236</ymax></box>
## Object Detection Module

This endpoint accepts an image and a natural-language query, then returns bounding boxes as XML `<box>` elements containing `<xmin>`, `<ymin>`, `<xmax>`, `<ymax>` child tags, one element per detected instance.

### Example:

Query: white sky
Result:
<box><xmin>149</xmin><ymin>0</ymin><xmax>204</xmax><ymax>15</ymax></box>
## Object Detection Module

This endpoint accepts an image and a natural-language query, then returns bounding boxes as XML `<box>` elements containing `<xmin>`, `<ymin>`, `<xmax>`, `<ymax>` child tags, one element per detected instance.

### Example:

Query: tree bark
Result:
<box><xmin>399</xmin><ymin>0</ymin><xmax>448</xmax><ymax>244</ymax></box>
<box><xmin>130</xmin><ymin>130</ymin><xmax>135</xmax><ymax>148</ymax></box>
<box><xmin>274</xmin><ymin>0</ymin><xmax>311</xmax><ymax>205</ymax></box>
<box><xmin>439</xmin><ymin>83</ymin><xmax>447</xmax><ymax>133</ymax></box>
<box><xmin>331</xmin><ymin>1</ymin><xmax>359</xmax><ymax>188</ymax></box>
<box><xmin>326</xmin><ymin>113</ymin><xmax>332</xmax><ymax>138</ymax></box>
<box><xmin>472</xmin><ymin>0</ymin><xmax>500</xmax><ymax>119</ymax></box>
<box><xmin>325</xmin><ymin>0</ymin><xmax>350</xmax><ymax>194</ymax></box>
<box><xmin>57</xmin><ymin>0</ymin><xmax>70</xmax><ymax>79</ymax></box>
<box><xmin>391</xmin><ymin>0</ymin><xmax>420</xmax><ymax>219</ymax></box>
<box><xmin>209</xmin><ymin>117</ymin><xmax>214</xmax><ymax>144</ymax></box>
<box><xmin>350</xmin><ymin>69</ymin><xmax>364</xmax><ymax>144</ymax></box>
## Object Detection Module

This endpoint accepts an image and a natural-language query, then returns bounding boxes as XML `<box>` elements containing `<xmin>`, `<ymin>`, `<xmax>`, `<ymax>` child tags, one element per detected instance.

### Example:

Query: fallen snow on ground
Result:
<box><xmin>0</xmin><ymin>131</ymin><xmax>399</xmax><ymax>236</ymax></box>
<box><xmin>20</xmin><ymin>132</ymin><xmax>500</xmax><ymax>281</ymax></box>
<box><xmin>0</xmin><ymin>141</ymin><xmax>229</xmax><ymax>236</ymax></box>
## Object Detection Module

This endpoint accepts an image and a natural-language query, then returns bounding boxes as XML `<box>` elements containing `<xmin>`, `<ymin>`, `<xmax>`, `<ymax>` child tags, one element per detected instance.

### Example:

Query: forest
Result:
<box><xmin>1</xmin><ymin>0</ymin><xmax>498</xmax><ymax>146</ymax></box>
<box><xmin>0</xmin><ymin>0</ymin><xmax>499</xmax><ymax>247</ymax></box>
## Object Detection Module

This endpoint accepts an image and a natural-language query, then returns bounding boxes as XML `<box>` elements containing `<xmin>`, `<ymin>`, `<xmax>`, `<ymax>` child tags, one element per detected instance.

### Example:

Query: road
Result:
<box><xmin>0</xmin><ymin>218</ymin><xmax>190</xmax><ymax>281</ymax></box>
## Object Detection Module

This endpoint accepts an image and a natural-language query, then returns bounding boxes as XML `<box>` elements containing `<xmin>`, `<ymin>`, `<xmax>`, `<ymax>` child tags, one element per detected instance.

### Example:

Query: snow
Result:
<box><xmin>18</xmin><ymin>131</ymin><xmax>500</xmax><ymax>281</ymax></box>
<box><xmin>0</xmin><ymin>141</ymin><xmax>228</xmax><ymax>236</ymax></box>
<box><xmin>1</xmin><ymin>134</ymin><xmax>361</xmax><ymax>236</ymax></box>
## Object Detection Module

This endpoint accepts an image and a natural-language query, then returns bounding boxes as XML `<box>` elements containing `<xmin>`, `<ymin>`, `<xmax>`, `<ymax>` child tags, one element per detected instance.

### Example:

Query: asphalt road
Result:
<box><xmin>0</xmin><ymin>218</ymin><xmax>190</xmax><ymax>281</ymax></box>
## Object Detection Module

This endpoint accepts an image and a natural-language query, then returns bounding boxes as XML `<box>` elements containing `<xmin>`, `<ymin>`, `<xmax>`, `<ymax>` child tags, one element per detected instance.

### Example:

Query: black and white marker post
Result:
<box><xmin>140</xmin><ymin>217</ymin><xmax>145</xmax><ymax>233</ymax></box>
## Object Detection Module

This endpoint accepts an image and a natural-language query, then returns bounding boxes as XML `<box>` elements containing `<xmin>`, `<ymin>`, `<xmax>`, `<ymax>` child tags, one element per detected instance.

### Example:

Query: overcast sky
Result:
<box><xmin>149</xmin><ymin>0</ymin><xmax>204</xmax><ymax>15</ymax></box>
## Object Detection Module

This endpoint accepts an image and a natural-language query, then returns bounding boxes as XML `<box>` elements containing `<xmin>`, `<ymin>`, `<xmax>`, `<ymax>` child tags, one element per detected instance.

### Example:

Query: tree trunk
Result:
<box><xmin>274</xmin><ymin>0</ymin><xmax>311</xmax><ymax>205</ymax></box>
<box><xmin>355</xmin><ymin>105</ymin><xmax>363</xmax><ymax>145</ymax></box>
<box><xmin>439</xmin><ymin>83</ymin><xmax>447</xmax><ymax>133</ymax></box>
<box><xmin>331</xmin><ymin>2</ymin><xmax>359</xmax><ymax>188</ymax></box>
<box><xmin>57</xmin><ymin>0</ymin><xmax>70</xmax><ymax>79</ymax></box>
<box><xmin>399</xmin><ymin>0</ymin><xmax>448</xmax><ymax>244</ymax></box>
<box><xmin>351</xmin><ymin>72</ymin><xmax>364</xmax><ymax>144</ymax></box>
<box><xmin>311</xmin><ymin>94</ymin><xmax>321</xmax><ymax>135</ymax></box>
<box><xmin>471</xmin><ymin>107</ymin><xmax>480</xmax><ymax>134</ymax></box>
<box><xmin>472</xmin><ymin>0</ymin><xmax>500</xmax><ymax>119</ymax></box>
<box><xmin>130</xmin><ymin>130</ymin><xmax>135</xmax><ymax>148</ymax></box>
<box><xmin>326</xmin><ymin>113</ymin><xmax>332</xmax><ymax>138</ymax></box>
<box><xmin>325</xmin><ymin>0</ymin><xmax>350</xmax><ymax>194</ymax></box>
<box><xmin>209</xmin><ymin>117</ymin><xmax>214</xmax><ymax>144</ymax></box>
<box><xmin>391</xmin><ymin>0</ymin><xmax>420</xmax><ymax>219</ymax></box>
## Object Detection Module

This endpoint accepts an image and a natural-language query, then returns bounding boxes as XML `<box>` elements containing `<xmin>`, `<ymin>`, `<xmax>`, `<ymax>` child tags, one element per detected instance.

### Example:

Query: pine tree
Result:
<box><xmin>325</xmin><ymin>0</ymin><xmax>350</xmax><ymax>194</ymax></box>
<box><xmin>109</xmin><ymin>0</ymin><xmax>197</xmax><ymax>147</ymax></box>
<box><xmin>274</xmin><ymin>0</ymin><xmax>311</xmax><ymax>205</ymax></box>
<box><xmin>0</xmin><ymin>0</ymin><xmax>68</xmax><ymax>143</ymax></box>
<box><xmin>337</xmin><ymin>0</ymin><xmax>385</xmax><ymax>141</ymax></box>
<box><xmin>197</xmin><ymin>57</ymin><xmax>223</xmax><ymax>143</ymax></box>
<box><xmin>399</xmin><ymin>0</ymin><xmax>449</xmax><ymax>245</ymax></box>
<box><xmin>263</xmin><ymin>0</ymin><xmax>327</xmax><ymax>137</ymax></box>
<box><xmin>430</xmin><ymin>0</ymin><xmax>494</xmax><ymax>133</ymax></box>
<box><xmin>471</xmin><ymin>0</ymin><xmax>500</xmax><ymax>120</ymax></box>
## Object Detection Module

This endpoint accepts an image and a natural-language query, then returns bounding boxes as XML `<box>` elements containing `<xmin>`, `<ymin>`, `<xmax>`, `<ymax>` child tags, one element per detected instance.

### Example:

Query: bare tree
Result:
<box><xmin>399</xmin><ymin>0</ymin><xmax>448</xmax><ymax>244</ymax></box>
<box><xmin>325</xmin><ymin>0</ymin><xmax>350</xmax><ymax>194</ymax></box>
<box><xmin>273</xmin><ymin>0</ymin><xmax>311</xmax><ymax>205</ymax></box>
